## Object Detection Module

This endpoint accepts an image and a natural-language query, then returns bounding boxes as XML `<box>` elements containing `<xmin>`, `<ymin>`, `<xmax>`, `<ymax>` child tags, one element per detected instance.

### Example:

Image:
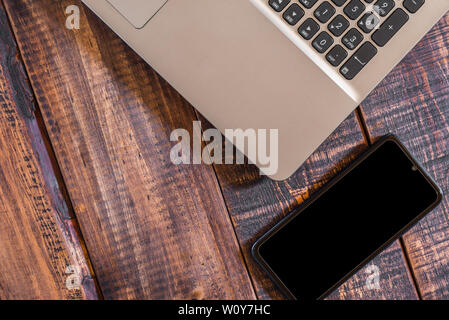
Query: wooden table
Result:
<box><xmin>0</xmin><ymin>0</ymin><xmax>448</xmax><ymax>300</ymax></box>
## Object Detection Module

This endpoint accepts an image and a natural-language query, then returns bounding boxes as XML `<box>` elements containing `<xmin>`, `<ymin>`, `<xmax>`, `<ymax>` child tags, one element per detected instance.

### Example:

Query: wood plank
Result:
<box><xmin>3</xmin><ymin>0</ymin><xmax>256</xmax><ymax>299</ymax></box>
<box><xmin>0</xmin><ymin>2</ymin><xmax>97</xmax><ymax>299</ymax></box>
<box><xmin>202</xmin><ymin>111</ymin><xmax>419</xmax><ymax>300</ymax></box>
<box><xmin>359</xmin><ymin>13</ymin><xmax>449</xmax><ymax>299</ymax></box>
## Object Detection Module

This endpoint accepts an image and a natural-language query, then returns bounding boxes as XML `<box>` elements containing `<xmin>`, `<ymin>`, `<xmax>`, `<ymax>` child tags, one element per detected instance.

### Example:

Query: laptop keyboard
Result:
<box><xmin>267</xmin><ymin>0</ymin><xmax>425</xmax><ymax>80</ymax></box>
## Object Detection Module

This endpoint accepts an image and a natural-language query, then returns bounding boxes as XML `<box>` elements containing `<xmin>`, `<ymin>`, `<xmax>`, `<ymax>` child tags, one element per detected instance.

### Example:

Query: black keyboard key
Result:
<box><xmin>298</xmin><ymin>18</ymin><xmax>320</xmax><ymax>40</ymax></box>
<box><xmin>283</xmin><ymin>4</ymin><xmax>305</xmax><ymax>25</ymax></box>
<box><xmin>331</xmin><ymin>0</ymin><xmax>348</xmax><ymax>6</ymax></box>
<box><xmin>299</xmin><ymin>0</ymin><xmax>319</xmax><ymax>9</ymax></box>
<box><xmin>373</xmin><ymin>0</ymin><xmax>395</xmax><ymax>17</ymax></box>
<box><xmin>344</xmin><ymin>0</ymin><xmax>366</xmax><ymax>20</ymax></box>
<box><xmin>328</xmin><ymin>15</ymin><xmax>350</xmax><ymax>36</ymax></box>
<box><xmin>269</xmin><ymin>0</ymin><xmax>290</xmax><ymax>12</ymax></box>
<box><xmin>342</xmin><ymin>28</ymin><xmax>364</xmax><ymax>50</ymax></box>
<box><xmin>340</xmin><ymin>42</ymin><xmax>377</xmax><ymax>79</ymax></box>
<box><xmin>326</xmin><ymin>45</ymin><xmax>348</xmax><ymax>66</ymax></box>
<box><xmin>372</xmin><ymin>9</ymin><xmax>409</xmax><ymax>47</ymax></box>
<box><xmin>314</xmin><ymin>1</ymin><xmax>336</xmax><ymax>23</ymax></box>
<box><xmin>313</xmin><ymin>31</ymin><xmax>334</xmax><ymax>53</ymax></box>
<box><xmin>403</xmin><ymin>0</ymin><xmax>425</xmax><ymax>14</ymax></box>
<box><xmin>364</xmin><ymin>0</ymin><xmax>375</xmax><ymax>3</ymax></box>
<box><xmin>358</xmin><ymin>12</ymin><xmax>380</xmax><ymax>33</ymax></box>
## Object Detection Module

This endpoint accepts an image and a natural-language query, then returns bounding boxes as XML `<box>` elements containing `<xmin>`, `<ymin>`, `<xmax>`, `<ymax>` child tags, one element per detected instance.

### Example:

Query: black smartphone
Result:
<box><xmin>252</xmin><ymin>135</ymin><xmax>442</xmax><ymax>300</ymax></box>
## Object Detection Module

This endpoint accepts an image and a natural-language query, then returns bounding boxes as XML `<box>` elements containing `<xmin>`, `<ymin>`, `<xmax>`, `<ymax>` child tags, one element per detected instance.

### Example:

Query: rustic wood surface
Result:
<box><xmin>0</xmin><ymin>1</ymin><xmax>96</xmax><ymax>299</ymax></box>
<box><xmin>360</xmin><ymin>14</ymin><xmax>449</xmax><ymax>299</ymax></box>
<box><xmin>2</xmin><ymin>0</ymin><xmax>255</xmax><ymax>299</ymax></box>
<box><xmin>0</xmin><ymin>0</ymin><xmax>447</xmax><ymax>300</ymax></box>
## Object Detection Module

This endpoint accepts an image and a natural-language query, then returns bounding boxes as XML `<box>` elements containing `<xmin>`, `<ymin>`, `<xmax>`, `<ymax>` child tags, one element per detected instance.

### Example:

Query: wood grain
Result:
<box><xmin>3</xmin><ymin>0</ymin><xmax>256</xmax><ymax>299</ymax></box>
<box><xmin>0</xmin><ymin>2</ymin><xmax>97</xmax><ymax>299</ymax></box>
<box><xmin>359</xmin><ymin>13</ymin><xmax>449</xmax><ymax>299</ymax></box>
<box><xmin>200</xmin><ymin>111</ymin><xmax>419</xmax><ymax>300</ymax></box>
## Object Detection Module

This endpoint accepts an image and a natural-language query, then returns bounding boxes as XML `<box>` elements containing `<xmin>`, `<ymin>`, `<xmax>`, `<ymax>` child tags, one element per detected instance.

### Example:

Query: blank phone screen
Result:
<box><xmin>257</xmin><ymin>139</ymin><xmax>440</xmax><ymax>300</ymax></box>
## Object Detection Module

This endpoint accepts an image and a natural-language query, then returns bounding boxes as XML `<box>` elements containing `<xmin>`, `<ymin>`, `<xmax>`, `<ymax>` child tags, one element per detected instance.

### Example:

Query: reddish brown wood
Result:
<box><xmin>3</xmin><ymin>0</ymin><xmax>256</xmax><ymax>299</ymax></box>
<box><xmin>359</xmin><ymin>13</ymin><xmax>449</xmax><ymax>299</ymax></box>
<box><xmin>3</xmin><ymin>0</ymin><xmax>435</xmax><ymax>300</ymax></box>
<box><xmin>0</xmin><ymin>2</ymin><xmax>97</xmax><ymax>299</ymax></box>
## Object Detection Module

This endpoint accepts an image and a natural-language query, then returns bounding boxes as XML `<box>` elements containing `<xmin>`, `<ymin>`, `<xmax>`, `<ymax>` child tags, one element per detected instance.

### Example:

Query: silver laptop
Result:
<box><xmin>82</xmin><ymin>0</ymin><xmax>449</xmax><ymax>180</ymax></box>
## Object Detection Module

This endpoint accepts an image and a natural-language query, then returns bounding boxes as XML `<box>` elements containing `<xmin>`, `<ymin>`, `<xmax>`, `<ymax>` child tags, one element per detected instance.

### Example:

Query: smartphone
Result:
<box><xmin>252</xmin><ymin>135</ymin><xmax>442</xmax><ymax>300</ymax></box>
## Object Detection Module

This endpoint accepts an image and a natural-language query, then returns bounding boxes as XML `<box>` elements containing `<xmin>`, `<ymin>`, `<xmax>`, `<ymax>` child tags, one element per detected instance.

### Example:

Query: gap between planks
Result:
<box><xmin>193</xmin><ymin>109</ymin><xmax>260</xmax><ymax>299</ymax></box>
<box><xmin>1</xmin><ymin>0</ymin><xmax>103</xmax><ymax>299</ymax></box>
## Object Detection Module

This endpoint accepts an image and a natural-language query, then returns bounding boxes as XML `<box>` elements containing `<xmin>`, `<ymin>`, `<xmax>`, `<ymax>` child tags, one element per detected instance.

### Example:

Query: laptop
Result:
<box><xmin>82</xmin><ymin>0</ymin><xmax>449</xmax><ymax>180</ymax></box>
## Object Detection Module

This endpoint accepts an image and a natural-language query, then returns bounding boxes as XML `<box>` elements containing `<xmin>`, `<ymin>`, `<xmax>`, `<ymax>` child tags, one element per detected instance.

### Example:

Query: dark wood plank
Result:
<box><xmin>203</xmin><ymin>111</ymin><xmax>419</xmax><ymax>299</ymax></box>
<box><xmin>0</xmin><ymin>2</ymin><xmax>97</xmax><ymax>299</ymax></box>
<box><xmin>359</xmin><ymin>13</ymin><xmax>449</xmax><ymax>299</ymax></box>
<box><xmin>3</xmin><ymin>0</ymin><xmax>256</xmax><ymax>299</ymax></box>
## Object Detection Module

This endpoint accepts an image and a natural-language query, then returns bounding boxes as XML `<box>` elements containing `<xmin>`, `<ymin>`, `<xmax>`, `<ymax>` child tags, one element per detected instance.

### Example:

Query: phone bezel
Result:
<box><xmin>251</xmin><ymin>135</ymin><xmax>443</xmax><ymax>300</ymax></box>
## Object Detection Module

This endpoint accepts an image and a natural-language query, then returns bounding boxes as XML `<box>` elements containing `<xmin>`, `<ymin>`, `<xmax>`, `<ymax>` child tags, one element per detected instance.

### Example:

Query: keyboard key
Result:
<box><xmin>344</xmin><ymin>0</ymin><xmax>366</xmax><ymax>20</ymax></box>
<box><xmin>364</xmin><ymin>0</ymin><xmax>375</xmax><ymax>3</ymax></box>
<box><xmin>373</xmin><ymin>0</ymin><xmax>395</xmax><ymax>17</ymax></box>
<box><xmin>342</xmin><ymin>28</ymin><xmax>364</xmax><ymax>50</ymax></box>
<box><xmin>372</xmin><ymin>9</ymin><xmax>409</xmax><ymax>46</ymax></box>
<box><xmin>314</xmin><ymin>1</ymin><xmax>336</xmax><ymax>23</ymax></box>
<box><xmin>313</xmin><ymin>31</ymin><xmax>334</xmax><ymax>53</ymax></box>
<box><xmin>269</xmin><ymin>0</ymin><xmax>290</xmax><ymax>12</ymax></box>
<box><xmin>299</xmin><ymin>0</ymin><xmax>319</xmax><ymax>9</ymax></box>
<box><xmin>298</xmin><ymin>18</ymin><xmax>320</xmax><ymax>40</ymax></box>
<box><xmin>403</xmin><ymin>0</ymin><xmax>425</xmax><ymax>14</ymax></box>
<box><xmin>326</xmin><ymin>45</ymin><xmax>348</xmax><ymax>66</ymax></box>
<box><xmin>358</xmin><ymin>12</ymin><xmax>380</xmax><ymax>33</ymax></box>
<box><xmin>340</xmin><ymin>42</ymin><xmax>377</xmax><ymax>79</ymax></box>
<box><xmin>283</xmin><ymin>4</ymin><xmax>305</xmax><ymax>25</ymax></box>
<box><xmin>331</xmin><ymin>0</ymin><xmax>348</xmax><ymax>6</ymax></box>
<box><xmin>328</xmin><ymin>15</ymin><xmax>350</xmax><ymax>36</ymax></box>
